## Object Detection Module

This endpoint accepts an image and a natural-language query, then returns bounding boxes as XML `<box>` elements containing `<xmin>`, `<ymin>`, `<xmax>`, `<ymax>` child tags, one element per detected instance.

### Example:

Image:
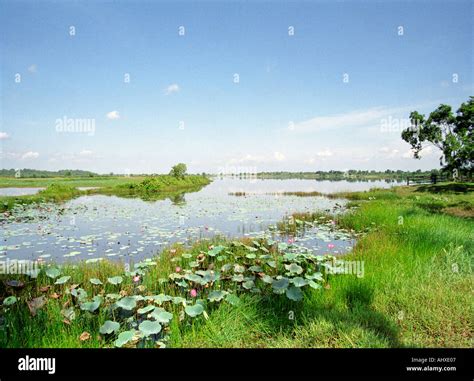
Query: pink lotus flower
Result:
<box><xmin>170</xmin><ymin>249</ymin><xmax>176</xmax><ymax>254</ymax></box>
<box><xmin>175</xmin><ymin>266</ymin><xmax>181</xmax><ymax>273</ymax></box>
<box><xmin>133</xmin><ymin>275</ymin><xmax>140</xmax><ymax>283</ymax></box>
<box><xmin>190</xmin><ymin>289</ymin><xmax>197</xmax><ymax>298</ymax></box>
<box><xmin>288</xmin><ymin>238</ymin><xmax>295</xmax><ymax>244</ymax></box>
<box><xmin>330</xmin><ymin>220</ymin><xmax>336</xmax><ymax>225</ymax></box>
<box><xmin>327</xmin><ymin>243</ymin><xmax>335</xmax><ymax>249</ymax></box>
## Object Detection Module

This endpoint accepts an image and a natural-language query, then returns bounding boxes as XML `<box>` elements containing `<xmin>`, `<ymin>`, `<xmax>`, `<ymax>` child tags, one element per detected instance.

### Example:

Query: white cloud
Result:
<box><xmin>165</xmin><ymin>84</ymin><xmax>180</xmax><ymax>95</ymax></box>
<box><xmin>379</xmin><ymin>147</ymin><xmax>399</xmax><ymax>158</ymax></box>
<box><xmin>47</xmin><ymin>150</ymin><xmax>102</xmax><ymax>164</ymax></box>
<box><xmin>305</xmin><ymin>149</ymin><xmax>334</xmax><ymax>164</ymax></box>
<box><xmin>229</xmin><ymin>152</ymin><xmax>286</xmax><ymax>165</ymax></box>
<box><xmin>27</xmin><ymin>64</ymin><xmax>37</xmax><ymax>73</ymax></box>
<box><xmin>292</xmin><ymin>106</ymin><xmax>415</xmax><ymax>133</ymax></box>
<box><xmin>21</xmin><ymin>151</ymin><xmax>39</xmax><ymax>160</ymax></box>
<box><xmin>316</xmin><ymin>149</ymin><xmax>333</xmax><ymax>157</ymax></box>
<box><xmin>229</xmin><ymin>154</ymin><xmax>265</xmax><ymax>164</ymax></box>
<box><xmin>419</xmin><ymin>146</ymin><xmax>433</xmax><ymax>157</ymax></box>
<box><xmin>0</xmin><ymin>132</ymin><xmax>9</xmax><ymax>140</ymax></box>
<box><xmin>106</xmin><ymin>111</ymin><xmax>120</xmax><ymax>120</ymax></box>
<box><xmin>402</xmin><ymin>146</ymin><xmax>434</xmax><ymax>159</ymax></box>
<box><xmin>273</xmin><ymin>152</ymin><xmax>286</xmax><ymax>161</ymax></box>
<box><xmin>79</xmin><ymin>150</ymin><xmax>93</xmax><ymax>157</ymax></box>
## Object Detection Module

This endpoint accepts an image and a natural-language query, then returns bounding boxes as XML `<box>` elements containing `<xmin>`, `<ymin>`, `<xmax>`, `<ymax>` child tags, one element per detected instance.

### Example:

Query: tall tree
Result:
<box><xmin>401</xmin><ymin>97</ymin><xmax>473</xmax><ymax>173</ymax></box>
<box><xmin>169</xmin><ymin>163</ymin><xmax>187</xmax><ymax>179</ymax></box>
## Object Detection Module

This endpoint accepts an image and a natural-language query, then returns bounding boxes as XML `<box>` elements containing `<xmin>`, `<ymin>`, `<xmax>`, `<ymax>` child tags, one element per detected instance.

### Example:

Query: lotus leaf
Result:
<box><xmin>100</xmin><ymin>320</ymin><xmax>120</xmax><ymax>335</ymax></box>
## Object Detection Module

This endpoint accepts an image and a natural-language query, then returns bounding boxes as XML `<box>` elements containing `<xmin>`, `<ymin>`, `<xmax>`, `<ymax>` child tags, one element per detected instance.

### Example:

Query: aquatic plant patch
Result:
<box><xmin>0</xmin><ymin>239</ymin><xmax>337</xmax><ymax>348</ymax></box>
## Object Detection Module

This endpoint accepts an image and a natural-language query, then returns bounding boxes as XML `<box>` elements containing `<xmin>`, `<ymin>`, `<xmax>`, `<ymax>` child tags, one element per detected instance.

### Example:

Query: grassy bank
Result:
<box><xmin>0</xmin><ymin>183</ymin><xmax>472</xmax><ymax>348</ymax></box>
<box><xmin>0</xmin><ymin>176</ymin><xmax>146</xmax><ymax>188</ymax></box>
<box><xmin>0</xmin><ymin>175</ymin><xmax>211</xmax><ymax>211</ymax></box>
<box><xmin>0</xmin><ymin>184</ymin><xmax>84</xmax><ymax>212</ymax></box>
<box><xmin>91</xmin><ymin>175</ymin><xmax>211</xmax><ymax>200</ymax></box>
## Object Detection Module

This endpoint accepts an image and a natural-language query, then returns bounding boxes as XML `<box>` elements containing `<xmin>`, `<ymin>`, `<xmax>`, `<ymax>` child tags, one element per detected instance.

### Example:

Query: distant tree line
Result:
<box><xmin>0</xmin><ymin>169</ymin><xmax>98</xmax><ymax>178</ymax></box>
<box><xmin>220</xmin><ymin>169</ymin><xmax>452</xmax><ymax>180</ymax></box>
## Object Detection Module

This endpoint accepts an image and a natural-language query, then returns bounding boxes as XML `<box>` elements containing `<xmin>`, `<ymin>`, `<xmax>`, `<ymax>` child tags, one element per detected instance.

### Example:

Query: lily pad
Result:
<box><xmin>184</xmin><ymin>273</ymin><xmax>202</xmax><ymax>283</ymax></box>
<box><xmin>225</xmin><ymin>294</ymin><xmax>241</xmax><ymax>306</ymax></box>
<box><xmin>207</xmin><ymin>245</ymin><xmax>225</xmax><ymax>257</ymax></box>
<box><xmin>272</xmin><ymin>277</ymin><xmax>289</xmax><ymax>293</ymax></box>
<box><xmin>308</xmin><ymin>280</ymin><xmax>322</xmax><ymax>289</ymax></box>
<box><xmin>234</xmin><ymin>264</ymin><xmax>245</xmax><ymax>273</ymax></box>
<box><xmin>232</xmin><ymin>274</ymin><xmax>244</xmax><ymax>282</ymax></box>
<box><xmin>184</xmin><ymin>303</ymin><xmax>204</xmax><ymax>317</ymax></box>
<box><xmin>116</xmin><ymin>296</ymin><xmax>137</xmax><ymax>311</ymax></box>
<box><xmin>152</xmin><ymin>310</ymin><xmax>173</xmax><ymax>324</ymax></box>
<box><xmin>71</xmin><ymin>288</ymin><xmax>88</xmax><ymax>301</ymax></box>
<box><xmin>54</xmin><ymin>276</ymin><xmax>71</xmax><ymax>285</ymax></box>
<box><xmin>107</xmin><ymin>276</ymin><xmax>123</xmax><ymax>285</ymax></box>
<box><xmin>137</xmin><ymin>305</ymin><xmax>155</xmax><ymax>315</ymax></box>
<box><xmin>306</xmin><ymin>272</ymin><xmax>323</xmax><ymax>281</ymax></box>
<box><xmin>285</xmin><ymin>263</ymin><xmax>303</xmax><ymax>275</ymax></box>
<box><xmin>139</xmin><ymin>320</ymin><xmax>162</xmax><ymax>336</ymax></box>
<box><xmin>99</xmin><ymin>320</ymin><xmax>120</xmax><ymax>335</ymax></box>
<box><xmin>248</xmin><ymin>265</ymin><xmax>263</xmax><ymax>272</ymax></box>
<box><xmin>45</xmin><ymin>268</ymin><xmax>61</xmax><ymax>279</ymax></box>
<box><xmin>172</xmin><ymin>296</ymin><xmax>186</xmax><ymax>305</ymax></box>
<box><xmin>115</xmin><ymin>330</ymin><xmax>136</xmax><ymax>347</ymax></box>
<box><xmin>207</xmin><ymin>290</ymin><xmax>226</xmax><ymax>302</ymax></box>
<box><xmin>290</xmin><ymin>277</ymin><xmax>308</xmax><ymax>287</ymax></box>
<box><xmin>221</xmin><ymin>264</ymin><xmax>233</xmax><ymax>272</ymax></box>
<box><xmin>152</xmin><ymin>294</ymin><xmax>173</xmax><ymax>305</ymax></box>
<box><xmin>80</xmin><ymin>299</ymin><xmax>101</xmax><ymax>313</ymax></box>
<box><xmin>89</xmin><ymin>278</ymin><xmax>103</xmax><ymax>285</ymax></box>
<box><xmin>286</xmin><ymin>286</ymin><xmax>303</xmax><ymax>301</ymax></box>
<box><xmin>267</xmin><ymin>260</ymin><xmax>277</xmax><ymax>269</ymax></box>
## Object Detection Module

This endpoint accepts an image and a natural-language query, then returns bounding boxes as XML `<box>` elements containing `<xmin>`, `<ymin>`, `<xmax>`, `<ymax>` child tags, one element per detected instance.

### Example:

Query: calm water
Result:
<box><xmin>0</xmin><ymin>179</ymin><xmax>401</xmax><ymax>263</ymax></box>
<box><xmin>0</xmin><ymin>187</ymin><xmax>44</xmax><ymax>196</ymax></box>
<box><xmin>0</xmin><ymin>186</ymin><xmax>99</xmax><ymax>196</ymax></box>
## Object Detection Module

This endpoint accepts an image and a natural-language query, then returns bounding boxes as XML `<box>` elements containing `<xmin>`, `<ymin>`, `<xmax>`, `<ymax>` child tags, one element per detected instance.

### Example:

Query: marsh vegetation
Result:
<box><xmin>0</xmin><ymin>178</ymin><xmax>472</xmax><ymax>348</ymax></box>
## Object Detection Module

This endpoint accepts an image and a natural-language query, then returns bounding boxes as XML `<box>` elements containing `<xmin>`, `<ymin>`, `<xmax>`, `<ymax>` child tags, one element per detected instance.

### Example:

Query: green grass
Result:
<box><xmin>0</xmin><ymin>184</ymin><xmax>84</xmax><ymax>212</ymax></box>
<box><xmin>91</xmin><ymin>175</ymin><xmax>211</xmax><ymax>200</ymax></box>
<box><xmin>0</xmin><ymin>175</ymin><xmax>211</xmax><ymax>211</ymax></box>
<box><xmin>0</xmin><ymin>175</ymin><xmax>146</xmax><ymax>188</ymax></box>
<box><xmin>0</xmin><ymin>183</ymin><xmax>472</xmax><ymax>348</ymax></box>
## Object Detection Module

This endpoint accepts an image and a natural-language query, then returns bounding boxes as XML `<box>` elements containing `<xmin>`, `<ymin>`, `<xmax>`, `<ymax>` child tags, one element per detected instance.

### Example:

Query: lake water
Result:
<box><xmin>0</xmin><ymin>186</ymin><xmax>99</xmax><ymax>196</ymax></box>
<box><xmin>0</xmin><ymin>187</ymin><xmax>44</xmax><ymax>196</ymax></box>
<box><xmin>0</xmin><ymin>179</ymin><xmax>401</xmax><ymax>264</ymax></box>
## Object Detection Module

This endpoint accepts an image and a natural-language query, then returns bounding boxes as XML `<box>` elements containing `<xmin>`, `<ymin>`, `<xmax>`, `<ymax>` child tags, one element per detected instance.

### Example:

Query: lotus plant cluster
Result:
<box><xmin>1</xmin><ymin>238</ymin><xmax>338</xmax><ymax>348</ymax></box>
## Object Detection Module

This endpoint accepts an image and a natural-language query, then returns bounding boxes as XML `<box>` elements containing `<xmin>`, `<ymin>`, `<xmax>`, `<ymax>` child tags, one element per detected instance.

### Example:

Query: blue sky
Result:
<box><xmin>0</xmin><ymin>0</ymin><xmax>472</xmax><ymax>174</ymax></box>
